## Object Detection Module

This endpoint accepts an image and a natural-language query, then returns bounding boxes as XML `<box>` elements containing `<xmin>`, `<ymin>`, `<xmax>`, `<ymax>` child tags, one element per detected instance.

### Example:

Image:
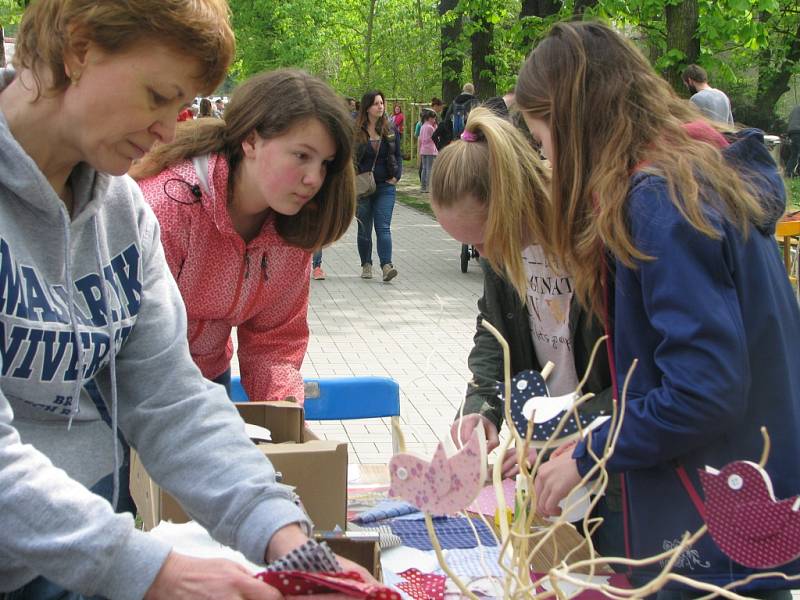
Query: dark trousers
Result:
<box><xmin>3</xmin><ymin>382</ymin><xmax>133</xmax><ymax>598</ymax></box>
<box><xmin>656</xmin><ymin>589</ymin><xmax>792</xmax><ymax>599</ymax></box>
<box><xmin>786</xmin><ymin>132</ymin><xmax>800</xmax><ymax>177</ymax></box>
<box><xmin>212</xmin><ymin>367</ymin><xmax>232</xmax><ymax>397</ymax></box>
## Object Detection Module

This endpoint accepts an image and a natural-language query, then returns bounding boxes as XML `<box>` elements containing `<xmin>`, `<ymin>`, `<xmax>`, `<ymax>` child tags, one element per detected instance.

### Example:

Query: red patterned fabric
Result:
<box><xmin>255</xmin><ymin>570</ymin><xmax>401</xmax><ymax>599</ymax></box>
<box><xmin>699</xmin><ymin>460</ymin><xmax>800</xmax><ymax>568</ymax></box>
<box><xmin>397</xmin><ymin>568</ymin><xmax>445</xmax><ymax>600</ymax></box>
<box><xmin>138</xmin><ymin>154</ymin><xmax>310</xmax><ymax>403</ymax></box>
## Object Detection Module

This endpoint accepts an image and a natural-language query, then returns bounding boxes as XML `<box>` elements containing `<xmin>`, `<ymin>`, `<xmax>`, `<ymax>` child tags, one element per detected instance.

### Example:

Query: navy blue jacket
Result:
<box><xmin>354</xmin><ymin>125</ymin><xmax>402</xmax><ymax>185</ymax></box>
<box><xmin>573</xmin><ymin>130</ymin><xmax>800</xmax><ymax>590</ymax></box>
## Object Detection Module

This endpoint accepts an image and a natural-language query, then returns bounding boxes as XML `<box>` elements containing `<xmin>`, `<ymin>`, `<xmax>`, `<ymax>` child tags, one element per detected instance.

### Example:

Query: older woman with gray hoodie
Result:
<box><xmin>0</xmin><ymin>2</ymin><xmax>369</xmax><ymax>599</ymax></box>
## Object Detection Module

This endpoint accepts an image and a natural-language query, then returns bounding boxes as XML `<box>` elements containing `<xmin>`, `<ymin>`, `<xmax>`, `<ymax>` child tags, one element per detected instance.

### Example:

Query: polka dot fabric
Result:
<box><xmin>698</xmin><ymin>460</ymin><xmax>800</xmax><ymax>568</ymax></box>
<box><xmin>498</xmin><ymin>369</ymin><xmax>605</xmax><ymax>447</ymax></box>
<box><xmin>255</xmin><ymin>570</ymin><xmax>401</xmax><ymax>599</ymax></box>
<box><xmin>138</xmin><ymin>154</ymin><xmax>310</xmax><ymax>403</ymax></box>
<box><xmin>396</xmin><ymin>568</ymin><xmax>446</xmax><ymax>600</ymax></box>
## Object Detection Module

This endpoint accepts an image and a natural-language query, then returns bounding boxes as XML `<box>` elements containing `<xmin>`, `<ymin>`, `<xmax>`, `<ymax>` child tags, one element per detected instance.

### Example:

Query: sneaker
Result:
<box><xmin>361</xmin><ymin>264</ymin><xmax>373</xmax><ymax>279</ymax></box>
<box><xmin>382</xmin><ymin>263</ymin><xmax>398</xmax><ymax>282</ymax></box>
<box><xmin>312</xmin><ymin>266</ymin><xmax>326</xmax><ymax>280</ymax></box>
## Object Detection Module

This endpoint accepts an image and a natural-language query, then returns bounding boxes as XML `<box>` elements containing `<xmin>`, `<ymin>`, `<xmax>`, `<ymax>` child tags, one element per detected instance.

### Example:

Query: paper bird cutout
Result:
<box><xmin>388</xmin><ymin>428</ymin><xmax>487</xmax><ymax>516</ymax></box>
<box><xmin>498</xmin><ymin>369</ymin><xmax>606</xmax><ymax>448</ymax></box>
<box><xmin>699</xmin><ymin>460</ymin><xmax>800</xmax><ymax>568</ymax></box>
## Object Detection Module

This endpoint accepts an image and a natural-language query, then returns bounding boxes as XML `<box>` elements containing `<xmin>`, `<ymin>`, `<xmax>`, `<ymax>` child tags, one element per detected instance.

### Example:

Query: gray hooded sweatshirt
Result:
<box><xmin>0</xmin><ymin>69</ymin><xmax>310</xmax><ymax>599</ymax></box>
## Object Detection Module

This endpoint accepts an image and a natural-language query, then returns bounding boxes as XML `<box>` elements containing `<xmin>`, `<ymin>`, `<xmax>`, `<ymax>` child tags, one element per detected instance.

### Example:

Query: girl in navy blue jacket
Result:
<box><xmin>510</xmin><ymin>22</ymin><xmax>800</xmax><ymax>598</ymax></box>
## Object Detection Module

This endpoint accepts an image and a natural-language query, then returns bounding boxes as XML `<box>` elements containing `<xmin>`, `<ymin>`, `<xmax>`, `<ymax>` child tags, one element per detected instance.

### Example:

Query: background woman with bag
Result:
<box><xmin>354</xmin><ymin>90</ymin><xmax>403</xmax><ymax>282</ymax></box>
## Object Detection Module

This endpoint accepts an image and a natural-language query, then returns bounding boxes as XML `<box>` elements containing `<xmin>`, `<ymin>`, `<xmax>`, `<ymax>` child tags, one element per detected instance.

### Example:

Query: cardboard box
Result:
<box><xmin>316</xmin><ymin>531</ymin><xmax>382</xmax><ymax>581</ymax></box>
<box><xmin>258</xmin><ymin>440</ymin><xmax>348</xmax><ymax>531</ymax></box>
<box><xmin>131</xmin><ymin>401</ymin><xmax>348</xmax><ymax>532</ymax></box>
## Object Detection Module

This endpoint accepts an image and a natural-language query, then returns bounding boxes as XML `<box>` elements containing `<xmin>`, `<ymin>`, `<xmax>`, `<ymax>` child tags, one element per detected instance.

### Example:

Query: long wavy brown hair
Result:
<box><xmin>515</xmin><ymin>21</ymin><xmax>764</xmax><ymax>317</ymax></box>
<box><xmin>130</xmin><ymin>69</ymin><xmax>355</xmax><ymax>251</ymax></box>
<box><xmin>355</xmin><ymin>90</ymin><xmax>393</xmax><ymax>141</ymax></box>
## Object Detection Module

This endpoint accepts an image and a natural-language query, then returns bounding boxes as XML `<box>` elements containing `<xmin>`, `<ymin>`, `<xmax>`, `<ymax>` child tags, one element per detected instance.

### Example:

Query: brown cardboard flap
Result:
<box><xmin>315</xmin><ymin>534</ymin><xmax>382</xmax><ymax>581</ymax></box>
<box><xmin>259</xmin><ymin>441</ymin><xmax>348</xmax><ymax>531</ymax></box>
<box><xmin>131</xmin><ymin>438</ymin><xmax>347</xmax><ymax>532</ymax></box>
<box><xmin>234</xmin><ymin>401</ymin><xmax>304</xmax><ymax>443</ymax></box>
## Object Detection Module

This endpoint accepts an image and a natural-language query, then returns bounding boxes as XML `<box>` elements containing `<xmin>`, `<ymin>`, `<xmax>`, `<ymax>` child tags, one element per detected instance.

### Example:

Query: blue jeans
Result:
<box><xmin>1</xmin><ymin>579</ymin><xmax>105</xmax><ymax>600</ymax></box>
<box><xmin>213</xmin><ymin>366</ymin><xmax>232</xmax><ymax>397</ymax></box>
<box><xmin>420</xmin><ymin>155</ymin><xmax>435</xmax><ymax>191</ymax></box>
<box><xmin>312</xmin><ymin>250</ymin><xmax>323</xmax><ymax>268</ymax></box>
<box><xmin>356</xmin><ymin>182</ymin><xmax>396</xmax><ymax>267</ymax></box>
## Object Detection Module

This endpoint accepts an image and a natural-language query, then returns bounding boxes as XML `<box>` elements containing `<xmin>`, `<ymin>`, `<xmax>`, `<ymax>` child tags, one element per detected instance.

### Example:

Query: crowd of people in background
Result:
<box><xmin>177</xmin><ymin>96</ymin><xmax>228</xmax><ymax>121</ymax></box>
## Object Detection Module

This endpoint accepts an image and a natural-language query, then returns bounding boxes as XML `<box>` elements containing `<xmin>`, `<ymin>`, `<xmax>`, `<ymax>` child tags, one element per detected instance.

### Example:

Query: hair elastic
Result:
<box><xmin>460</xmin><ymin>131</ymin><xmax>479</xmax><ymax>142</ymax></box>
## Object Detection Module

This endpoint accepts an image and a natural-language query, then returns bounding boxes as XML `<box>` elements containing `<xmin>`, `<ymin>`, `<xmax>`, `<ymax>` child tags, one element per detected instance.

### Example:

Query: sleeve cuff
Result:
<box><xmin>236</xmin><ymin>495</ymin><xmax>313</xmax><ymax>566</ymax></box>
<box><xmin>572</xmin><ymin>439</ymin><xmax>597</xmax><ymax>479</ymax></box>
<box><xmin>92</xmin><ymin>528</ymin><xmax>172</xmax><ymax>600</ymax></box>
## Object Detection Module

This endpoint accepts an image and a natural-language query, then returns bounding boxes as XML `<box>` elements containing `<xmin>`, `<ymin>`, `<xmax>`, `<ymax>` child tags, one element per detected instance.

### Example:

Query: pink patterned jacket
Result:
<box><xmin>138</xmin><ymin>154</ymin><xmax>310</xmax><ymax>404</ymax></box>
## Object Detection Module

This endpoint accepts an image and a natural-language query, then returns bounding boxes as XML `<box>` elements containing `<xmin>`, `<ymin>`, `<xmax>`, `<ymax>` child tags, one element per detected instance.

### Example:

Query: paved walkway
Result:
<box><xmin>231</xmin><ymin>194</ymin><xmax>486</xmax><ymax>464</ymax></box>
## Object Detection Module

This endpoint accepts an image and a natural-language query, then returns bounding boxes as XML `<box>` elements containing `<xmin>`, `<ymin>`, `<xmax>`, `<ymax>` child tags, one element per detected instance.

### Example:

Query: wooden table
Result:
<box><xmin>346</xmin><ymin>463</ymin><xmax>611</xmax><ymax>575</ymax></box>
<box><xmin>776</xmin><ymin>219</ymin><xmax>800</xmax><ymax>284</ymax></box>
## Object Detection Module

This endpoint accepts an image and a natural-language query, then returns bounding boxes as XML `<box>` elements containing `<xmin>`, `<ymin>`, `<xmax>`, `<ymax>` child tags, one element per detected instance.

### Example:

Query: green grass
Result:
<box><xmin>396</xmin><ymin>192</ymin><xmax>434</xmax><ymax>217</ymax></box>
<box><xmin>788</xmin><ymin>178</ymin><xmax>800</xmax><ymax>211</ymax></box>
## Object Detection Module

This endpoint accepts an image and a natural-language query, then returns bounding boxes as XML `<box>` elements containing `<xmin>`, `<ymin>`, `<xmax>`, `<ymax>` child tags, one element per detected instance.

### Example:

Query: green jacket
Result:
<box><xmin>461</xmin><ymin>259</ymin><xmax>620</xmax><ymax>510</ymax></box>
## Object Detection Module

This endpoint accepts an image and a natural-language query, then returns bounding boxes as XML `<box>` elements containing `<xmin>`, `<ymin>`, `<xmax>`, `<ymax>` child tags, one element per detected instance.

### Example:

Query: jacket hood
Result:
<box><xmin>142</xmin><ymin>153</ymin><xmax>279</xmax><ymax>248</ymax></box>
<box><xmin>722</xmin><ymin>128</ymin><xmax>786</xmax><ymax>234</ymax></box>
<box><xmin>452</xmin><ymin>92</ymin><xmax>476</xmax><ymax>105</ymax></box>
<box><xmin>682</xmin><ymin>121</ymin><xmax>785</xmax><ymax>235</ymax></box>
<box><xmin>0</xmin><ymin>68</ymin><xmax>109</xmax><ymax>225</ymax></box>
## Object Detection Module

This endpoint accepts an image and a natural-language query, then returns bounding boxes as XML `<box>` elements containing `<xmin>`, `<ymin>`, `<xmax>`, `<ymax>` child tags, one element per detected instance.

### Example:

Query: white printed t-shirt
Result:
<box><xmin>522</xmin><ymin>245</ymin><xmax>580</xmax><ymax>396</ymax></box>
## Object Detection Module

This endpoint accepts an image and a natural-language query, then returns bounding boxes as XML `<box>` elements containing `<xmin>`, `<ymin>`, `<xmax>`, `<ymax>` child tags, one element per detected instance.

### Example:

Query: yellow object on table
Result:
<box><xmin>776</xmin><ymin>219</ymin><xmax>800</xmax><ymax>284</ymax></box>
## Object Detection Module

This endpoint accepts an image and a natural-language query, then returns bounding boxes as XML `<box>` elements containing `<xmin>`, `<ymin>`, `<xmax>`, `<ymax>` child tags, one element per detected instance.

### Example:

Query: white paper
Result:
<box><xmin>380</xmin><ymin>545</ymin><xmax>441</xmax><ymax>574</ymax></box>
<box><xmin>149</xmin><ymin>521</ymin><xmax>262</xmax><ymax>572</ymax></box>
<box><xmin>540</xmin><ymin>573</ymin><xmax>612</xmax><ymax>598</ymax></box>
<box><xmin>244</xmin><ymin>423</ymin><xmax>271</xmax><ymax>443</ymax></box>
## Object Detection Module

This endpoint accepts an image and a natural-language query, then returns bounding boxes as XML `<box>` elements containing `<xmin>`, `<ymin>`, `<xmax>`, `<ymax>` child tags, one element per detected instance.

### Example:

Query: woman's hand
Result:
<box><xmin>386</xmin><ymin>177</ymin><xmax>398</xmax><ymax>185</ymax></box>
<box><xmin>145</xmin><ymin>552</ymin><xmax>380</xmax><ymax>600</ymax></box>
<box><xmin>145</xmin><ymin>553</ymin><xmax>284</xmax><ymax>600</ymax></box>
<box><xmin>533</xmin><ymin>450</ymin><xmax>581</xmax><ymax>518</ymax></box>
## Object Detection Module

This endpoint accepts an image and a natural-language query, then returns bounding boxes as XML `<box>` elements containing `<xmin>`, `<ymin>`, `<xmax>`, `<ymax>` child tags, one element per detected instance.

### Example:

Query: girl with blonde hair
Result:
<box><xmin>516</xmin><ymin>21</ymin><xmax>799</xmax><ymax>598</ymax></box>
<box><xmin>431</xmin><ymin>107</ymin><xmax>622</xmax><ymax>558</ymax></box>
<box><xmin>132</xmin><ymin>69</ymin><xmax>355</xmax><ymax>407</ymax></box>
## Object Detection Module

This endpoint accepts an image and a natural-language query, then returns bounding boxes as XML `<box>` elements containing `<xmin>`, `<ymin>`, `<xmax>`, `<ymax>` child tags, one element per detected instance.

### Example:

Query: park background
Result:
<box><xmin>2</xmin><ymin>0</ymin><xmax>798</xmax><ymax>206</ymax></box>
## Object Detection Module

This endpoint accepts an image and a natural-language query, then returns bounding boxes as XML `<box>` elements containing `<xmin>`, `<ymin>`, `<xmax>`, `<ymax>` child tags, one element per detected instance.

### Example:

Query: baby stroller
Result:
<box><xmin>460</xmin><ymin>243</ymin><xmax>480</xmax><ymax>273</ymax></box>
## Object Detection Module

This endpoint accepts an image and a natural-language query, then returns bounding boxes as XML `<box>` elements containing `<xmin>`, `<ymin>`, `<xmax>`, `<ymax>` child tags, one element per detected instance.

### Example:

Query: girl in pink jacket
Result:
<box><xmin>133</xmin><ymin>70</ymin><xmax>355</xmax><ymax>405</ymax></box>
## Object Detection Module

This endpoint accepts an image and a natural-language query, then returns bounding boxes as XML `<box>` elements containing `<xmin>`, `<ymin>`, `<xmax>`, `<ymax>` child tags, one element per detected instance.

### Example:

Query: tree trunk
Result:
<box><xmin>664</xmin><ymin>0</ymin><xmax>699</xmax><ymax>94</ymax></box>
<box><xmin>519</xmin><ymin>0</ymin><xmax>560</xmax><ymax>52</ymax></box>
<box><xmin>754</xmin><ymin>20</ymin><xmax>800</xmax><ymax>128</ymax></box>
<box><xmin>471</xmin><ymin>17</ymin><xmax>496</xmax><ymax>99</ymax></box>
<box><xmin>0</xmin><ymin>25</ymin><xmax>5</xmax><ymax>69</ymax></box>
<box><xmin>364</xmin><ymin>0</ymin><xmax>377</xmax><ymax>89</ymax></box>
<box><xmin>439</xmin><ymin>0</ymin><xmax>462</xmax><ymax>104</ymax></box>
<box><xmin>572</xmin><ymin>0</ymin><xmax>596</xmax><ymax>17</ymax></box>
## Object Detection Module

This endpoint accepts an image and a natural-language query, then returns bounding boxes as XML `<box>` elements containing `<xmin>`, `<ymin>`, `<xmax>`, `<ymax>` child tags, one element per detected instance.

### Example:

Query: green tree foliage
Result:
<box><xmin>229</xmin><ymin>0</ymin><xmax>442</xmax><ymax>103</ymax></box>
<box><xmin>225</xmin><ymin>0</ymin><xmax>797</xmax><ymax>128</ymax></box>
